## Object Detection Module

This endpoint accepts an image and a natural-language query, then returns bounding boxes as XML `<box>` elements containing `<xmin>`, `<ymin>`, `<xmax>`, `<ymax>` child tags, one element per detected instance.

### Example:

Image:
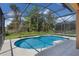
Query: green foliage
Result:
<box><xmin>22</xmin><ymin>6</ymin><xmax>56</xmax><ymax>32</ymax></box>
<box><xmin>6</xmin><ymin>32</ymin><xmax>10</xmax><ymax>36</ymax></box>
<box><xmin>6</xmin><ymin>5</ymin><xmax>56</xmax><ymax>39</ymax></box>
<box><xmin>6</xmin><ymin>31</ymin><xmax>55</xmax><ymax>39</ymax></box>
<box><xmin>7</xmin><ymin>5</ymin><xmax>56</xmax><ymax>32</ymax></box>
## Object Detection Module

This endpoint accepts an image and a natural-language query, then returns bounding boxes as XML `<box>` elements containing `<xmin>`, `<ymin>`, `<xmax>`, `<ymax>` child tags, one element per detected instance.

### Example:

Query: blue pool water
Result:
<box><xmin>14</xmin><ymin>36</ymin><xmax>64</xmax><ymax>49</ymax></box>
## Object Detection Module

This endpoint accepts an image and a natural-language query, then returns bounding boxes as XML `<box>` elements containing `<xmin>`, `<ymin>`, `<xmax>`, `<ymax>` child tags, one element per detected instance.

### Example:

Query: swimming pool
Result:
<box><xmin>14</xmin><ymin>36</ymin><xmax>65</xmax><ymax>49</ymax></box>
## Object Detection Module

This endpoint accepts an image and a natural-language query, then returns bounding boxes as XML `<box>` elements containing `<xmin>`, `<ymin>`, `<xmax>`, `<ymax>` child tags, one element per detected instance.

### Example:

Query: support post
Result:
<box><xmin>0</xmin><ymin>8</ymin><xmax>5</xmax><ymax>50</ymax></box>
<box><xmin>70</xmin><ymin>3</ymin><xmax>79</xmax><ymax>49</ymax></box>
<box><xmin>76</xmin><ymin>9</ymin><xmax>79</xmax><ymax>49</ymax></box>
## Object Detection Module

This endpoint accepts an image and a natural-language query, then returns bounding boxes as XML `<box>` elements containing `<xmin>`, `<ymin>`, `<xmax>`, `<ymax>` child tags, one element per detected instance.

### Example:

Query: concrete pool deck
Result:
<box><xmin>0</xmin><ymin>36</ymin><xmax>78</xmax><ymax>56</ymax></box>
<box><xmin>0</xmin><ymin>38</ymin><xmax>38</xmax><ymax>56</ymax></box>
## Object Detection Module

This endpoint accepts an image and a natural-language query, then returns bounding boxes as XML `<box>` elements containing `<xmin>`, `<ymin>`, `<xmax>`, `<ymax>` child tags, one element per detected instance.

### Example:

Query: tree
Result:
<box><xmin>10</xmin><ymin>4</ymin><xmax>22</xmax><ymax>33</ymax></box>
<box><xmin>46</xmin><ymin>10</ymin><xmax>55</xmax><ymax>31</ymax></box>
<box><xmin>24</xmin><ymin>6</ymin><xmax>56</xmax><ymax>32</ymax></box>
<box><xmin>27</xmin><ymin>6</ymin><xmax>41</xmax><ymax>31</ymax></box>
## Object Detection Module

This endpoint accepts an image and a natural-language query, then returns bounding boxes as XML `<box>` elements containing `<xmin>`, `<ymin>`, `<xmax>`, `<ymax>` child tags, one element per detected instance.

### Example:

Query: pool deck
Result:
<box><xmin>0</xmin><ymin>36</ymin><xmax>79</xmax><ymax>56</ymax></box>
<box><xmin>0</xmin><ymin>38</ymin><xmax>37</xmax><ymax>56</ymax></box>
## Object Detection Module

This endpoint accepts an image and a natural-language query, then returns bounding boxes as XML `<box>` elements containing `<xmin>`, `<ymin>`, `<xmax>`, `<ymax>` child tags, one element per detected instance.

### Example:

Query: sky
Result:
<box><xmin>0</xmin><ymin>3</ymin><xmax>75</xmax><ymax>27</ymax></box>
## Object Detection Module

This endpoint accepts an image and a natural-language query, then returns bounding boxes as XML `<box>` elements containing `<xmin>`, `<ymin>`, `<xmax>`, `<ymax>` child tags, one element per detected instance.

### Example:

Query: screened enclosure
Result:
<box><xmin>0</xmin><ymin>3</ymin><xmax>76</xmax><ymax>49</ymax></box>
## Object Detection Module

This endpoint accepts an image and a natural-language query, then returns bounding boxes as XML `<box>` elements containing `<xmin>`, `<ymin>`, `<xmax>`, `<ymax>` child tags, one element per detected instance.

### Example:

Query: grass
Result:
<box><xmin>55</xmin><ymin>33</ymin><xmax>76</xmax><ymax>37</ymax></box>
<box><xmin>6</xmin><ymin>31</ymin><xmax>55</xmax><ymax>39</ymax></box>
<box><xmin>6</xmin><ymin>31</ymin><xmax>76</xmax><ymax>40</ymax></box>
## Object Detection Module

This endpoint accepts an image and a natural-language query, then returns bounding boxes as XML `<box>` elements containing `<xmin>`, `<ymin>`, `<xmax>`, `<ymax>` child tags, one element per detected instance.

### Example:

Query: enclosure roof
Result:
<box><xmin>0</xmin><ymin>3</ymin><xmax>76</xmax><ymax>19</ymax></box>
